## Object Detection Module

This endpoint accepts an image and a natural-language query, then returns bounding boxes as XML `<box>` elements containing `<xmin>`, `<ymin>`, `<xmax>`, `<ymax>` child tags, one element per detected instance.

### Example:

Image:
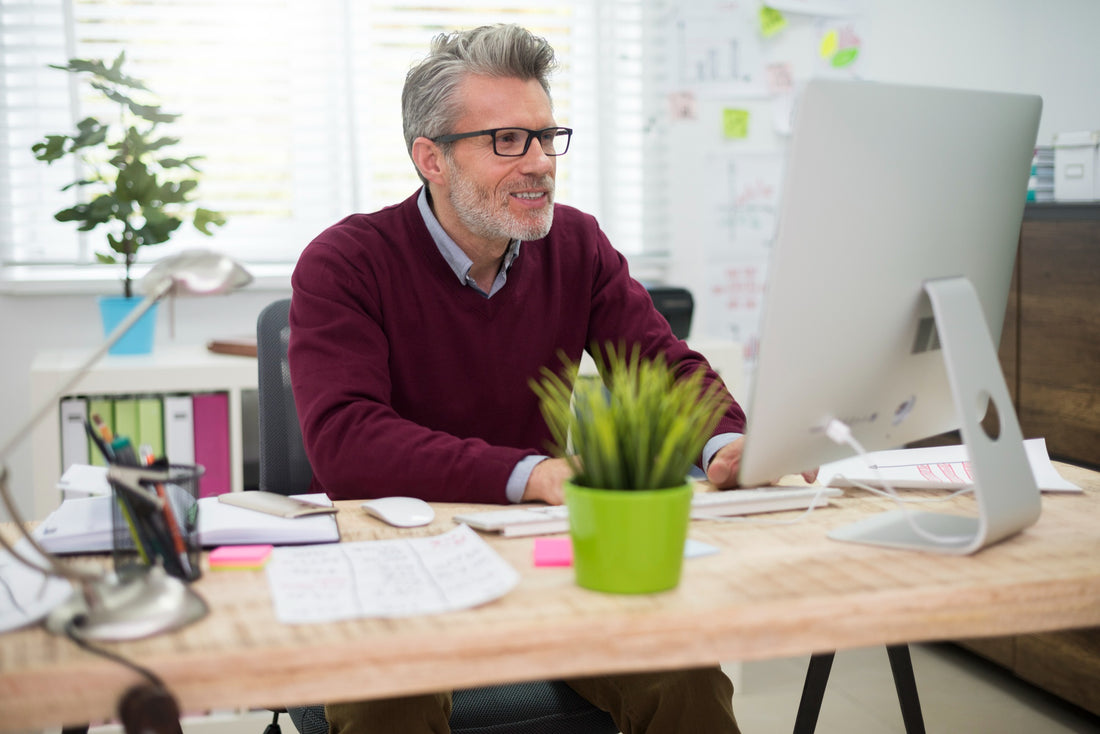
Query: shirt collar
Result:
<box><xmin>417</xmin><ymin>187</ymin><xmax>521</xmax><ymax>296</ymax></box>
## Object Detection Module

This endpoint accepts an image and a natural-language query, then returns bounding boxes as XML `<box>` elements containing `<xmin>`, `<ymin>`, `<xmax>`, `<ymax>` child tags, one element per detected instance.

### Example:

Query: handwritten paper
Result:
<box><xmin>265</xmin><ymin>524</ymin><xmax>520</xmax><ymax>623</ymax></box>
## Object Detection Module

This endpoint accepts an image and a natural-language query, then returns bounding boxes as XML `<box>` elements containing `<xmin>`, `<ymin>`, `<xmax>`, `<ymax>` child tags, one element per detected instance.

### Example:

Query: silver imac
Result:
<box><xmin>737</xmin><ymin>78</ymin><xmax>1043</xmax><ymax>554</ymax></box>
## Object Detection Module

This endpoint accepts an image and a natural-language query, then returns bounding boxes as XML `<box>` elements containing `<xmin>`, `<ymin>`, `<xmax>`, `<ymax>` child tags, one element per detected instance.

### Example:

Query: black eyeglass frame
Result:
<box><xmin>430</xmin><ymin>127</ymin><xmax>573</xmax><ymax>157</ymax></box>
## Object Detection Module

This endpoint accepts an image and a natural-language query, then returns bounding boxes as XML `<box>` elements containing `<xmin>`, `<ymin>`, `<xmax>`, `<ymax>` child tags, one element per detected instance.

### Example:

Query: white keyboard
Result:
<box><xmin>454</xmin><ymin>486</ymin><xmax>843</xmax><ymax>537</ymax></box>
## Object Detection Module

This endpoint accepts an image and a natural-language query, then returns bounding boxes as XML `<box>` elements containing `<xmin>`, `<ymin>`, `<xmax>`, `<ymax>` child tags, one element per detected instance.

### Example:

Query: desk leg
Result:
<box><xmin>793</xmin><ymin>652</ymin><xmax>835</xmax><ymax>734</ymax></box>
<box><xmin>887</xmin><ymin>645</ymin><xmax>926</xmax><ymax>734</ymax></box>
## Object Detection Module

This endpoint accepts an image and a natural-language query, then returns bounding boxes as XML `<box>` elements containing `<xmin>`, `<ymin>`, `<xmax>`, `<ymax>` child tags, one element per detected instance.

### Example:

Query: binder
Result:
<box><xmin>59</xmin><ymin>397</ymin><xmax>89</xmax><ymax>471</ymax></box>
<box><xmin>137</xmin><ymin>396</ymin><xmax>165</xmax><ymax>459</ymax></box>
<box><xmin>113</xmin><ymin>396</ymin><xmax>140</xmax><ymax>447</ymax></box>
<box><xmin>86</xmin><ymin>397</ymin><xmax>115</xmax><ymax>466</ymax></box>
<box><xmin>163</xmin><ymin>394</ymin><xmax>196</xmax><ymax>465</ymax></box>
<box><xmin>192</xmin><ymin>392</ymin><xmax>231</xmax><ymax>497</ymax></box>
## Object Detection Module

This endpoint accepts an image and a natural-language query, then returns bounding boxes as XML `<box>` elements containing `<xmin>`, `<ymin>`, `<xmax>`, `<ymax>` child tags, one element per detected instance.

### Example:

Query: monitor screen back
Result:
<box><xmin>738</xmin><ymin>78</ymin><xmax>1041</xmax><ymax>486</ymax></box>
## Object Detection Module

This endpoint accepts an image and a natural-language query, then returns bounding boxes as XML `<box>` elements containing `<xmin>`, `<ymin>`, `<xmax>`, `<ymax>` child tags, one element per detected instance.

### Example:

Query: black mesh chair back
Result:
<box><xmin>257</xmin><ymin>298</ymin><xmax>313</xmax><ymax>495</ymax></box>
<box><xmin>254</xmin><ymin>298</ymin><xmax>618</xmax><ymax>734</ymax></box>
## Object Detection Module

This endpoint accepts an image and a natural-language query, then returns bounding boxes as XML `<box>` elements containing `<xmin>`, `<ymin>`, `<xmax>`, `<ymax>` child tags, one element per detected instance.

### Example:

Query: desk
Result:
<box><xmin>2</xmin><ymin>464</ymin><xmax>1098</xmax><ymax>731</ymax></box>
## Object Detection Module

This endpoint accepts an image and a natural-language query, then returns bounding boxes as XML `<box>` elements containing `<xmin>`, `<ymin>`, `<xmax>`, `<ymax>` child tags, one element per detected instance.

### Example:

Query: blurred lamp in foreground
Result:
<box><xmin>0</xmin><ymin>249</ymin><xmax>252</xmax><ymax>641</ymax></box>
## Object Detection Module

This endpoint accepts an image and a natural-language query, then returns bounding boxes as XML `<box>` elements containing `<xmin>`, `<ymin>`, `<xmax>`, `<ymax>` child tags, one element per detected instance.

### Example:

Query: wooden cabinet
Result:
<box><xmin>961</xmin><ymin>203</ymin><xmax>1100</xmax><ymax>717</ymax></box>
<box><xmin>1000</xmin><ymin>203</ymin><xmax>1100</xmax><ymax>467</ymax></box>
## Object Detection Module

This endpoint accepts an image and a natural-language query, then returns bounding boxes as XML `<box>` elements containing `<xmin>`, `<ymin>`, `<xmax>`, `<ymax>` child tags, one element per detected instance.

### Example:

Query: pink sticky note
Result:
<box><xmin>209</xmin><ymin>544</ymin><xmax>274</xmax><ymax>569</ymax></box>
<box><xmin>533</xmin><ymin>537</ymin><xmax>573</xmax><ymax>567</ymax></box>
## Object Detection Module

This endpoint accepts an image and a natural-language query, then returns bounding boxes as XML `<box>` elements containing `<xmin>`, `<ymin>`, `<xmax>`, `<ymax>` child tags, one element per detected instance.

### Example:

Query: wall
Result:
<box><xmin>666</xmin><ymin>0</ymin><xmax>1100</xmax><ymax>350</ymax></box>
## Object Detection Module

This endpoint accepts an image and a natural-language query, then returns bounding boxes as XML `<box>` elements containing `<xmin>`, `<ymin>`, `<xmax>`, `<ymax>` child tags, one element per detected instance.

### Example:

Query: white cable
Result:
<box><xmin>824</xmin><ymin>419</ymin><xmax>975</xmax><ymax>546</ymax></box>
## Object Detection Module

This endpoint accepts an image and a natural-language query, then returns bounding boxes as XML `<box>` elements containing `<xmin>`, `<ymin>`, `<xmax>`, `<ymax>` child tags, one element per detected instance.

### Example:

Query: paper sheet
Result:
<box><xmin>818</xmin><ymin>438</ymin><xmax>1082</xmax><ymax>493</ymax></box>
<box><xmin>265</xmin><ymin>524</ymin><xmax>519</xmax><ymax>623</ymax></box>
<box><xmin>0</xmin><ymin>540</ymin><xmax>74</xmax><ymax>634</ymax></box>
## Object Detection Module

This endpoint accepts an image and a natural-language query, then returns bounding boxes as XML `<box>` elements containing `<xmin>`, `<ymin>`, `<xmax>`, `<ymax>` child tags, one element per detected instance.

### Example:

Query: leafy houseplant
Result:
<box><xmin>32</xmin><ymin>53</ymin><xmax>225</xmax><ymax>352</ymax></box>
<box><xmin>531</xmin><ymin>344</ymin><xmax>730</xmax><ymax>593</ymax></box>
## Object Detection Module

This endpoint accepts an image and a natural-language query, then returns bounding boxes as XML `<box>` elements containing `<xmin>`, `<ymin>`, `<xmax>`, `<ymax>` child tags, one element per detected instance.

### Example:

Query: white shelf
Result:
<box><xmin>30</xmin><ymin>345</ymin><xmax>257</xmax><ymax>519</ymax></box>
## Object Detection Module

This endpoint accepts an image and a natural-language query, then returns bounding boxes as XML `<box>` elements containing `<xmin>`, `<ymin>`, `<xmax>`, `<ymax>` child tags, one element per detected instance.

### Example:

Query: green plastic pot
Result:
<box><xmin>564</xmin><ymin>480</ymin><xmax>693</xmax><ymax>594</ymax></box>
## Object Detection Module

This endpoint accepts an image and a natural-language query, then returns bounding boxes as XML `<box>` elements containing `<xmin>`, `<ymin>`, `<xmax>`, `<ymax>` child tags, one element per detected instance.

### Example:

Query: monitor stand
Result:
<box><xmin>828</xmin><ymin>276</ymin><xmax>1042</xmax><ymax>555</ymax></box>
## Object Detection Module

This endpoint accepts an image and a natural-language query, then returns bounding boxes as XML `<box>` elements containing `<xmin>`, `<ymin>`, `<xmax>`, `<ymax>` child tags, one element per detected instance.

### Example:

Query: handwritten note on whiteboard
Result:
<box><xmin>266</xmin><ymin>524</ymin><xmax>520</xmax><ymax>623</ymax></box>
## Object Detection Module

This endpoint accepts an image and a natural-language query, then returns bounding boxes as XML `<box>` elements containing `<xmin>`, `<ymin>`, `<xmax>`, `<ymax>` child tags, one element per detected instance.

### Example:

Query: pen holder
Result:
<box><xmin>110</xmin><ymin>464</ymin><xmax>204</xmax><ymax>583</ymax></box>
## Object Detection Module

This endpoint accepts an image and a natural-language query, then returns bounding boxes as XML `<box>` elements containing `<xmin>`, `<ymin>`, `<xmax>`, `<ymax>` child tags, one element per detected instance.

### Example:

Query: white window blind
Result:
<box><xmin>0</xmin><ymin>0</ymin><xmax>653</xmax><ymax>277</ymax></box>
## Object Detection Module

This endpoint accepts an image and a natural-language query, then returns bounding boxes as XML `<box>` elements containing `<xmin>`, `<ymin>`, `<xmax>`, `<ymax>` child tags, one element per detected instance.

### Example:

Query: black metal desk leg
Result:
<box><xmin>793</xmin><ymin>652</ymin><xmax>836</xmax><ymax>734</ymax></box>
<box><xmin>886</xmin><ymin>644</ymin><xmax>926</xmax><ymax>734</ymax></box>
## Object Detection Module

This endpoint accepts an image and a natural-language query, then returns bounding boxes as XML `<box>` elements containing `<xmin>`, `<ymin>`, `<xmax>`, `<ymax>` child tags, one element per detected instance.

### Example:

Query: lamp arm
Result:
<box><xmin>0</xmin><ymin>280</ymin><xmax>173</xmax><ymax>583</ymax></box>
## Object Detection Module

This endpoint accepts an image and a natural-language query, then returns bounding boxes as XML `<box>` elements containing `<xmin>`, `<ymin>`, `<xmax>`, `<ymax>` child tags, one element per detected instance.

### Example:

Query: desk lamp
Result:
<box><xmin>0</xmin><ymin>249</ymin><xmax>252</xmax><ymax>641</ymax></box>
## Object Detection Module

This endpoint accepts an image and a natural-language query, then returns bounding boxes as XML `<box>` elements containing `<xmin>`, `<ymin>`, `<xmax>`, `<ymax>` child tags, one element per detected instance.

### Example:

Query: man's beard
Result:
<box><xmin>447</xmin><ymin>165</ymin><xmax>555</xmax><ymax>243</ymax></box>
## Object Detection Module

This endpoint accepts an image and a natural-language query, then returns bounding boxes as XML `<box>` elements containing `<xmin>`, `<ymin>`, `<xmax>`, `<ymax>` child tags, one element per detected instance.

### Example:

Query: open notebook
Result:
<box><xmin>32</xmin><ymin>492</ymin><xmax>340</xmax><ymax>554</ymax></box>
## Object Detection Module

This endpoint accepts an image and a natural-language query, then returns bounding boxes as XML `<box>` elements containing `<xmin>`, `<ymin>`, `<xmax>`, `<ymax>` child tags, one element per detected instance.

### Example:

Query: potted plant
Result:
<box><xmin>531</xmin><ymin>344</ymin><xmax>730</xmax><ymax>593</ymax></box>
<box><xmin>32</xmin><ymin>52</ymin><xmax>226</xmax><ymax>354</ymax></box>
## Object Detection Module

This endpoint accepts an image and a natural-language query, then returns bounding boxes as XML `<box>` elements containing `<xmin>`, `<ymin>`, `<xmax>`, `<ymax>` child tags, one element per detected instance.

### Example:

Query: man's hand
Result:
<box><xmin>706</xmin><ymin>436</ymin><xmax>818</xmax><ymax>488</ymax></box>
<box><xmin>521</xmin><ymin>457</ymin><xmax>574</xmax><ymax>505</ymax></box>
<box><xmin>705</xmin><ymin>437</ymin><xmax>745</xmax><ymax>489</ymax></box>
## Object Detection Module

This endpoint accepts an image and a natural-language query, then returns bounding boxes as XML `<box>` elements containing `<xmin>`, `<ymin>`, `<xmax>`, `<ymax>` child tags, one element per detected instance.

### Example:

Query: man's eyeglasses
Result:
<box><xmin>431</xmin><ymin>127</ymin><xmax>573</xmax><ymax>157</ymax></box>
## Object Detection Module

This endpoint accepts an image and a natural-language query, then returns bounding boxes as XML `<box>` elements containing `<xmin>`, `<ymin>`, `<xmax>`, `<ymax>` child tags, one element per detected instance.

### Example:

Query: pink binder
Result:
<box><xmin>192</xmin><ymin>392</ymin><xmax>231</xmax><ymax>497</ymax></box>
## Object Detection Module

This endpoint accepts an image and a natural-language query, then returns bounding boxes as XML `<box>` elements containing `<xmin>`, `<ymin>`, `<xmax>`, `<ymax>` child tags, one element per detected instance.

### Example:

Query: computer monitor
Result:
<box><xmin>737</xmin><ymin>78</ymin><xmax>1043</xmax><ymax>554</ymax></box>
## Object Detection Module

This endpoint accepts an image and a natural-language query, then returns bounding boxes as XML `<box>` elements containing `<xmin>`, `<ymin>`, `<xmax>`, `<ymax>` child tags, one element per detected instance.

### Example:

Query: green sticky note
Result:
<box><xmin>760</xmin><ymin>6</ymin><xmax>787</xmax><ymax>38</ymax></box>
<box><xmin>722</xmin><ymin>108</ymin><xmax>750</xmax><ymax>140</ymax></box>
<box><xmin>831</xmin><ymin>46</ymin><xmax>860</xmax><ymax>68</ymax></box>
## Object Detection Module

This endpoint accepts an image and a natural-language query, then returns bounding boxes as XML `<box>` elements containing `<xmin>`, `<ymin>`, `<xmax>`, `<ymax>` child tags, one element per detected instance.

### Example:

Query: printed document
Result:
<box><xmin>817</xmin><ymin>437</ymin><xmax>1081</xmax><ymax>493</ymax></box>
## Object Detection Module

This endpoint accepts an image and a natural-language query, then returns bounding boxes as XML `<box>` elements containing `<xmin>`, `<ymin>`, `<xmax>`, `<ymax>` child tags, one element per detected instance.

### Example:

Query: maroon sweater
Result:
<box><xmin>289</xmin><ymin>191</ymin><xmax>746</xmax><ymax>503</ymax></box>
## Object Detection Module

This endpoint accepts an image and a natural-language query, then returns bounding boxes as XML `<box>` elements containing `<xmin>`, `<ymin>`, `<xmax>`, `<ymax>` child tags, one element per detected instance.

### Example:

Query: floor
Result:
<box><xmin>725</xmin><ymin>643</ymin><xmax>1100</xmax><ymax>733</ymax></box>
<box><xmin>82</xmin><ymin>643</ymin><xmax>1100</xmax><ymax>734</ymax></box>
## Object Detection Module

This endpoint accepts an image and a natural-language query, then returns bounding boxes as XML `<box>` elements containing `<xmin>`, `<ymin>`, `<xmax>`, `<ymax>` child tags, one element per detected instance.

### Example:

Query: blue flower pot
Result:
<box><xmin>99</xmin><ymin>296</ymin><xmax>159</xmax><ymax>355</ymax></box>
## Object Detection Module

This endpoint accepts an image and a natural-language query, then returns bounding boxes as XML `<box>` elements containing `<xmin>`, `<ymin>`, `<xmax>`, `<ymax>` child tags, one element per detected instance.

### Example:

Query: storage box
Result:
<box><xmin>1053</xmin><ymin>130</ymin><xmax>1100</xmax><ymax>201</ymax></box>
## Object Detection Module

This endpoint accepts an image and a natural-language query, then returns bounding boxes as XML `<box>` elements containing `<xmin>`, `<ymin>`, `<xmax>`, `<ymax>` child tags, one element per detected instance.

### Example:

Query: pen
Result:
<box><xmin>92</xmin><ymin>412</ymin><xmax>114</xmax><ymax>443</ymax></box>
<box><xmin>84</xmin><ymin>417</ymin><xmax>115</xmax><ymax>463</ymax></box>
<box><xmin>110</xmin><ymin>436</ymin><xmax>141</xmax><ymax>467</ymax></box>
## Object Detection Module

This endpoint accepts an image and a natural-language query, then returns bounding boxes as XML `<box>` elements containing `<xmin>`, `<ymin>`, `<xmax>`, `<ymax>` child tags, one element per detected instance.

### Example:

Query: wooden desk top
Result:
<box><xmin>2</xmin><ymin>464</ymin><xmax>1098</xmax><ymax>731</ymax></box>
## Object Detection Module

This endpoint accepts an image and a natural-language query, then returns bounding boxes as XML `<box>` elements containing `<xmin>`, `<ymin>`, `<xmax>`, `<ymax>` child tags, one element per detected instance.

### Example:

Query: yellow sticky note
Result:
<box><xmin>722</xmin><ymin>108</ymin><xmax>750</xmax><ymax>140</ymax></box>
<box><xmin>760</xmin><ymin>7</ymin><xmax>787</xmax><ymax>38</ymax></box>
<box><xmin>819</xmin><ymin>29</ymin><xmax>839</xmax><ymax>58</ymax></box>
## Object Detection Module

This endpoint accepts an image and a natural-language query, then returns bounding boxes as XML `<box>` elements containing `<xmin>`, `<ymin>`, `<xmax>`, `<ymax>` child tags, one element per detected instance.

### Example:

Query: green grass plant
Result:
<box><xmin>531</xmin><ymin>344</ymin><xmax>730</xmax><ymax>490</ymax></box>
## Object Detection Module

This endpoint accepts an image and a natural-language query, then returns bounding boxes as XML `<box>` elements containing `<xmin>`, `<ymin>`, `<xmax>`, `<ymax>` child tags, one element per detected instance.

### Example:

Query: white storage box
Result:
<box><xmin>1053</xmin><ymin>130</ymin><xmax>1100</xmax><ymax>201</ymax></box>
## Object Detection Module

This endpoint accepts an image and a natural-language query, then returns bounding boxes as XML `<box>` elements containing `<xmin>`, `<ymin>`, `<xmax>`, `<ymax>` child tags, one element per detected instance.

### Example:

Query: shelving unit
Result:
<box><xmin>30</xmin><ymin>345</ymin><xmax>257</xmax><ymax>519</ymax></box>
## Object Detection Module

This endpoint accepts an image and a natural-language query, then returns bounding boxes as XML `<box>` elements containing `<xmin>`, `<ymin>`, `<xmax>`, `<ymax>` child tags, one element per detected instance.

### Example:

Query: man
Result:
<box><xmin>290</xmin><ymin>23</ymin><xmax>749</xmax><ymax>734</ymax></box>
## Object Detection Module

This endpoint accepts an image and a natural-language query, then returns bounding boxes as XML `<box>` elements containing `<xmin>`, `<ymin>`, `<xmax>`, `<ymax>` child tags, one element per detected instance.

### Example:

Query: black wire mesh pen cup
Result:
<box><xmin>109</xmin><ymin>464</ymin><xmax>204</xmax><ymax>582</ymax></box>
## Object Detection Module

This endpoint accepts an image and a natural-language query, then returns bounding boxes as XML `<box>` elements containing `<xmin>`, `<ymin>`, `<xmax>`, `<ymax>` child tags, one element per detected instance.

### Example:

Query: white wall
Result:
<box><xmin>3</xmin><ymin>0</ymin><xmax>1099</xmax><ymax>521</ymax></box>
<box><xmin>871</xmin><ymin>0</ymin><xmax>1100</xmax><ymax>145</ymax></box>
<box><xmin>669</xmin><ymin>0</ymin><xmax>1100</xmax><ymax>341</ymax></box>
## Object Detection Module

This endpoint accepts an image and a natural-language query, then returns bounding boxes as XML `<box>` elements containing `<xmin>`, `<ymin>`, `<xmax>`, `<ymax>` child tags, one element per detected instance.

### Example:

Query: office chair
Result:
<box><xmin>256</xmin><ymin>298</ymin><xmax>618</xmax><ymax>734</ymax></box>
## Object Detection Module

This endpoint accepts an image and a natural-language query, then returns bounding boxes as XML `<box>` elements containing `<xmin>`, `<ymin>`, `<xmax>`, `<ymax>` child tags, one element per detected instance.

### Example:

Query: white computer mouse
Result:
<box><xmin>360</xmin><ymin>496</ymin><xmax>435</xmax><ymax>528</ymax></box>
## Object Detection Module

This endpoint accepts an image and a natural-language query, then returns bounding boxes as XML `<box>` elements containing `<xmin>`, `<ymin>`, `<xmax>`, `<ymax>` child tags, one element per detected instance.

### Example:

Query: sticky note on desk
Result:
<box><xmin>209</xmin><ymin>544</ymin><xmax>273</xmax><ymax>570</ymax></box>
<box><xmin>533</xmin><ymin>537</ymin><xmax>573</xmax><ymax>567</ymax></box>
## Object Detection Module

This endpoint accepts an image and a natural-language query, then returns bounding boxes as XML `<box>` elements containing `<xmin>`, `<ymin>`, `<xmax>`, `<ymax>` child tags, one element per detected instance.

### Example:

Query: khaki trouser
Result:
<box><xmin>325</xmin><ymin>666</ymin><xmax>740</xmax><ymax>734</ymax></box>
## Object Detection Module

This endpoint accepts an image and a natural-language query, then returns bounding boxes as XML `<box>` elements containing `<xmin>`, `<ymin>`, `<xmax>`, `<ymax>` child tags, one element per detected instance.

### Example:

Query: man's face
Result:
<box><xmin>440</xmin><ymin>75</ymin><xmax>558</xmax><ymax>246</ymax></box>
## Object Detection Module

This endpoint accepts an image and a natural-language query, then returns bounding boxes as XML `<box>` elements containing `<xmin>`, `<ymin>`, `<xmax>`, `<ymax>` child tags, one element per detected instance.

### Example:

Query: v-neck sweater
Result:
<box><xmin>289</xmin><ymin>191</ymin><xmax>746</xmax><ymax>503</ymax></box>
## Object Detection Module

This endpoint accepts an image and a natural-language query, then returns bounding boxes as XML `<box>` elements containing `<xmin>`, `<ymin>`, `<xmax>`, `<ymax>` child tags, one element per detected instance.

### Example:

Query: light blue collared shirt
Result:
<box><xmin>417</xmin><ymin>188</ymin><xmax>520</xmax><ymax>298</ymax></box>
<box><xmin>416</xmin><ymin>188</ymin><xmax>739</xmax><ymax>500</ymax></box>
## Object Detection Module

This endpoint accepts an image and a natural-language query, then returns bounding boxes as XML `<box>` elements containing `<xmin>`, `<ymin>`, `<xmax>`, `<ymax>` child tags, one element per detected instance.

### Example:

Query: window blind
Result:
<box><xmin>0</xmin><ymin>0</ymin><xmax>652</xmax><ymax>276</ymax></box>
